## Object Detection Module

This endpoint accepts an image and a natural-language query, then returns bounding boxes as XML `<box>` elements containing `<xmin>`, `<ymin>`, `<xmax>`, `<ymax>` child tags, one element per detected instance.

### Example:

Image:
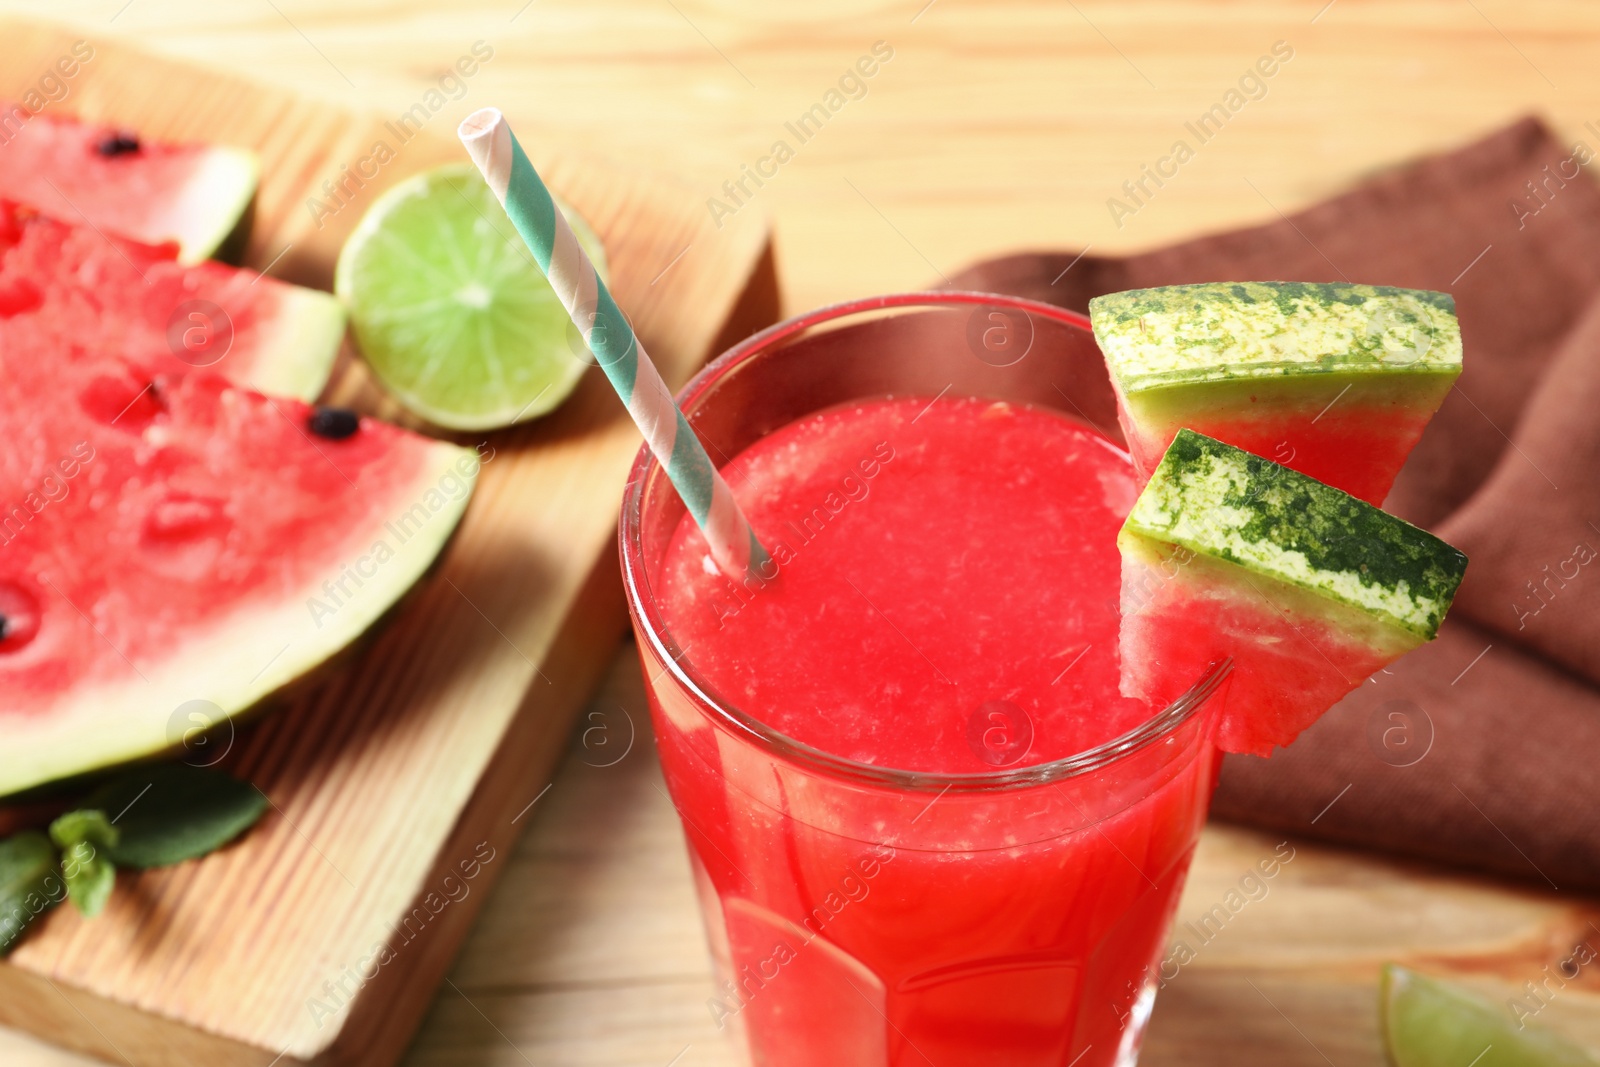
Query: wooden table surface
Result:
<box><xmin>3</xmin><ymin>2</ymin><xmax>1599</xmax><ymax>1064</ymax></box>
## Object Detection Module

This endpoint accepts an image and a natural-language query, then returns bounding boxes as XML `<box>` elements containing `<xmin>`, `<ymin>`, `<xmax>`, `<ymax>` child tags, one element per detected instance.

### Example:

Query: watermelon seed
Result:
<box><xmin>0</xmin><ymin>582</ymin><xmax>41</xmax><ymax>651</ymax></box>
<box><xmin>308</xmin><ymin>407</ymin><xmax>360</xmax><ymax>440</ymax></box>
<box><xmin>95</xmin><ymin>133</ymin><xmax>141</xmax><ymax>157</ymax></box>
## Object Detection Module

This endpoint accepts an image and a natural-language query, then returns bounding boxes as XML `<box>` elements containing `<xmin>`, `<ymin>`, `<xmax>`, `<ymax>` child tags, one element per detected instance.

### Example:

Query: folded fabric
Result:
<box><xmin>946</xmin><ymin>116</ymin><xmax>1600</xmax><ymax>891</ymax></box>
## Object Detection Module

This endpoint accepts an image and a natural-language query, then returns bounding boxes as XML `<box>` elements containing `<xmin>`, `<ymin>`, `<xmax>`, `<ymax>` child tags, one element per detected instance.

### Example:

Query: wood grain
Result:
<box><xmin>0</xmin><ymin>17</ymin><xmax>775</xmax><ymax>1067</ymax></box>
<box><xmin>3</xmin><ymin>4</ymin><xmax>1600</xmax><ymax>1066</ymax></box>
<box><xmin>2</xmin><ymin>0</ymin><xmax>1599</xmax><ymax>316</ymax></box>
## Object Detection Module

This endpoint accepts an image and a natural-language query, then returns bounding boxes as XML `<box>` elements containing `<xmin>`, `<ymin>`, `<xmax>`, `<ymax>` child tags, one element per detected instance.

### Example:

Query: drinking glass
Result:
<box><xmin>620</xmin><ymin>292</ymin><xmax>1227</xmax><ymax>1067</ymax></box>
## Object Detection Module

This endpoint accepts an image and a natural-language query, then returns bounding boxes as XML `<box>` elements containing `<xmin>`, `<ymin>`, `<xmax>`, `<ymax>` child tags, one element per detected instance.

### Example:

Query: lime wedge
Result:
<box><xmin>1381</xmin><ymin>964</ymin><xmax>1599</xmax><ymax>1067</ymax></box>
<box><xmin>335</xmin><ymin>163</ymin><xmax>607</xmax><ymax>431</ymax></box>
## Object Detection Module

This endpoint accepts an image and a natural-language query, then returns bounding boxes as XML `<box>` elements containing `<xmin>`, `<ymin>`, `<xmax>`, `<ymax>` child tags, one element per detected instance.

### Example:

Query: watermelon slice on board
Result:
<box><xmin>1119</xmin><ymin>430</ymin><xmax>1467</xmax><ymax>756</ymax></box>
<box><xmin>0</xmin><ymin>349</ymin><xmax>478</xmax><ymax>796</ymax></box>
<box><xmin>0</xmin><ymin>201</ymin><xmax>344</xmax><ymax>402</ymax></box>
<box><xmin>1089</xmin><ymin>282</ymin><xmax>1462</xmax><ymax>505</ymax></box>
<box><xmin>0</xmin><ymin>102</ymin><xmax>258</xmax><ymax>263</ymax></box>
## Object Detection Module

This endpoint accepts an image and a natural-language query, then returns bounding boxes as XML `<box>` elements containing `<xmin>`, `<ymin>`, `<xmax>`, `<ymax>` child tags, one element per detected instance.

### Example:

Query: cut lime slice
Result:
<box><xmin>1381</xmin><ymin>964</ymin><xmax>1599</xmax><ymax>1067</ymax></box>
<box><xmin>335</xmin><ymin>163</ymin><xmax>607</xmax><ymax>431</ymax></box>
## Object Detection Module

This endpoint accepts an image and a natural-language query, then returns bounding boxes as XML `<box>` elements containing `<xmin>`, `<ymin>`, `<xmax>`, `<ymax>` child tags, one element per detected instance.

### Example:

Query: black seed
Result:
<box><xmin>0</xmin><ymin>615</ymin><xmax>9</xmax><ymax>641</ymax></box>
<box><xmin>308</xmin><ymin>407</ymin><xmax>360</xmax><ymax>440</ymax></box>
<box><xmin>95</xmin><ymin>132</ymin><xmax>142</xmax><ymax>157</ymax></box>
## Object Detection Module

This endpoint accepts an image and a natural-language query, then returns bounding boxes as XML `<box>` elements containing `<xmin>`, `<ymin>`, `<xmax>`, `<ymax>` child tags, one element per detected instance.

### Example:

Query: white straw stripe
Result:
<box><xmin>548</xmin><ymin>215</ymin><xmax>601</xmax><ymax>331</ymax></box>
<box><xmin>628</xmin><ymin>362</ymin><xmax>680</xmax><ymax>458</ymax></box>
<box><xmin>458</xmin><ymin>110</ymin><xmax>514</xmax><ymax>201</ymax></box>
<box><xmin>708</xmin><ymin>479</ymin><xmax>751</xmax><ymax>572</ymax></box>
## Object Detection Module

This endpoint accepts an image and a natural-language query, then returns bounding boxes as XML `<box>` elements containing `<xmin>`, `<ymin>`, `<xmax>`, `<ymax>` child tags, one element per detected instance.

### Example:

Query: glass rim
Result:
<box><xmin>619</xmin><ymin>290</ymin><xmax>1230</xmax><ymax>794</ymax></box>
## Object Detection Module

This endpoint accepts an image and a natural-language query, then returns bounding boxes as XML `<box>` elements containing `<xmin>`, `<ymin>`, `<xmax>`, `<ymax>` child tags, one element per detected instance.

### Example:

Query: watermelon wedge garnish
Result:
<box><xmin>0</xmin><ymin>354</ymin><xmax>477</xmax><ymax>796</ymax></box>
<box><xmin>1089</xmin><ymin>282</ymin><xmax>1462</xmax><ymax>505</ymax></box>
<box><xmin>1119</xmin><ymin>430</ymin><xmax>1467</xmax><ymax>756</ymax></box>
<box><xmin>0</xmin><ymin>201</ymin><xmax>344</xmax><ymax>402</ymax></box>
<box><xmin>0</xmin><ymin>103</ymin><xmax>258</xmax><ymax>263</ymax></box>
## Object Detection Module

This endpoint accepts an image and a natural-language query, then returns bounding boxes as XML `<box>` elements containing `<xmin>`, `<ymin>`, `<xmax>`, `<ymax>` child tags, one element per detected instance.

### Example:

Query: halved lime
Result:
<box><xmin>1381</xmin><ymin>964</ymin><xmax>1599</xmax><ymax>1067</ymax></box>
<box><xmin>335</xmin><ymin>163</ymin><xmax>608</xmax><ymax>431</ymax></box>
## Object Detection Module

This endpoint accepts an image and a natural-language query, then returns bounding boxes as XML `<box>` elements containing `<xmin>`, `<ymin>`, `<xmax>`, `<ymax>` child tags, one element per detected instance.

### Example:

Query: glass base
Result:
<box><xmin>1113</xmin><ymin>974</ymin><xmax>1159</xmax><ymax>1066</ymax></box>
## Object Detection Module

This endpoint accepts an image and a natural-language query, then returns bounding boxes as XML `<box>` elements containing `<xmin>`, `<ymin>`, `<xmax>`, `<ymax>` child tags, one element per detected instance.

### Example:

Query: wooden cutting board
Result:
<box><xmin>0</xmin><ymin>17</ymin><xmax>777</xmax><ymax>1067</ymax></box>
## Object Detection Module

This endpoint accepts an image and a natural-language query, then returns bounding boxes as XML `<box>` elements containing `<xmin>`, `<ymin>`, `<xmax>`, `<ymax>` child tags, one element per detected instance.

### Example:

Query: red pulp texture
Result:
<box><xmin>660</xmin><ymin>396</ymin><xmax>1158</xmax><ymax>773</ymax></box>
<box><xmin>0</xmin><ymin>353</ymin><xmax>441</xmax><ymax>716</ymax></box>
<box><xmin>0</xmin><ymin>201</ymin><xmax>297</xmax><ymax>392</ymax></box>
<box><xmin>0</xmin><ymin>104</ymin><xmax>229</xmax><ymax>250</ymax></box>
<box><xmin>1124</xmin><ymin>401</ymin><xmax>1437</xmax><ymax>507</ymax></box>
<box><xmin>645</xmin><ymin>397</ymin><xmax>1219</xmax><ymax>1066</ymax></box>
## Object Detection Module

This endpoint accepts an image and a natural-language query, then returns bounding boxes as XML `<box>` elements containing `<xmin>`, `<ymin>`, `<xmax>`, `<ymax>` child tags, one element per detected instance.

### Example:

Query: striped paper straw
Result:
<box><xmin>458</xmin><ymin>107</ymin><xmax>768</xmax><ymax>579</ymax></box>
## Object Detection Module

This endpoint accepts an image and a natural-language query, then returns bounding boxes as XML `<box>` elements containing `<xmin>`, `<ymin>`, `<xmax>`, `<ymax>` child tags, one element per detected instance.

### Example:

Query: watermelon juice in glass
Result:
<box><xmin>620</xmin><ymin>293</ymin><xmax>1229</xmax><ymax>1067</ymax></box>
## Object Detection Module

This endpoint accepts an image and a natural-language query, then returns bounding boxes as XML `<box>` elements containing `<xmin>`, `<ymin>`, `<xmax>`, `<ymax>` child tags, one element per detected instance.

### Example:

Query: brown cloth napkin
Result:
<box><xmin>946</xmin><ymin>116</ymin><xmax>1600</xmax><ymax>893</ymax></box>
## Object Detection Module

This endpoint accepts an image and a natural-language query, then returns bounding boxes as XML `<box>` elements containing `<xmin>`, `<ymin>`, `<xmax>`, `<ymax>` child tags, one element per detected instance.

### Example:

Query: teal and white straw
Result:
<box><xmin>459</xmin><ymin>107</ymin><xmax>768</xmax><ymax>579</ymax></box>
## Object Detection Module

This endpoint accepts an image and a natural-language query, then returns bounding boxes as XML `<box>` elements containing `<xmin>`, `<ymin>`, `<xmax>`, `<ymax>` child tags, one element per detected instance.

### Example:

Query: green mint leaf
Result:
<box><xmin>0</xmin><ymin>831</ymin><xmax>64</xmax><ymax>954</ymax></box>
<box><xmin>82</xmin><ymin>765</ymin><xmax>268</xmax><ymax>869</ymax></box>
<box><xmin>49</xmin><ymin>811</ymin><xmax>120</xmax><ymax>918</ymax></box>
<box><xmin>59</xmin><ymin>841</ymin><xmax>115</xmax><ymax>918</ymax></box>
<box><xmin>49</xmin><ymin>809</ymin><xmax>120</xmax><ymax>852</ymax></box>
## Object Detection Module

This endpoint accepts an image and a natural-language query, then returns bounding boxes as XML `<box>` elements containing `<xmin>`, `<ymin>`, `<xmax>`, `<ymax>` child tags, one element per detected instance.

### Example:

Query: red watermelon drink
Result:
<box><xmin>621</xmin><ymin>294</ymin><xmax>1229</xmax><ymax>1067</ymax></box>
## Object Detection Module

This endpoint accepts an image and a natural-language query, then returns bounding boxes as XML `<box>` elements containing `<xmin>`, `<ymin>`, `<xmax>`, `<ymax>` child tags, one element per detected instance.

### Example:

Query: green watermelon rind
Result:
<box><xmin>1118</xmin><ymin>364</ymin><xmax>1458</xmax><ymax>425</ymax></box>
<box><xmin>1089</xmin><ymin>281</ymin><xmax>1463</xmax><ymax>393</ymax></box>
<box><xmin>1118</xmin><ymin>532</ymin><xmax>1420</xmax><ymax>682</ymax></box>
<box><xmin>153</xmin><ymin>146</ymin><xmax>261</xmax><ymax>265</ymax></box>
<box><xmin>0</xmin><ymin>441</ymin><xmax>476</xmax><ymax>799</ymax></box>
<box><xmin>1122</xmin><ymin>430</ymin><xmax>1467</xmax><ymax>640</ymax></box>
<box><xmin>243</xmin><ymin>285</ymin><xmax>348</xmax><ymax>403</ymax></box>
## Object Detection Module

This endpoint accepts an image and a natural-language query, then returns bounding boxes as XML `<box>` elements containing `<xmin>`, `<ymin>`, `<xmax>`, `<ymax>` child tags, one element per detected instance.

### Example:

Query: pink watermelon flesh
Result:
<box><xmin>0</xmin><ymin>103</ymin><xmax>257</xmax><ymax>263</ymax></box>
<box><xmin>0</xmin><ymin>345</ymin><xmax>476</xmax><ymax>796</ymax></box>
<box><xmin>1120</xmin><ymin>544</ymin><xmax>1415</xmax><ymax>756</ymax></box>
<box><xmin>1117</xmin><ymin>391</ymin><xmax>1444</xmax><ymax>508</ymax></box>
<box><xmin>0</xmin><ymin>201</ymin><xmax>343</xmax><ymax>402</ymax></box>
<box><xmin>1119</xmin><ymin>430</ymin><xmax>1466</xmax><ymax>757</ymax></box>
